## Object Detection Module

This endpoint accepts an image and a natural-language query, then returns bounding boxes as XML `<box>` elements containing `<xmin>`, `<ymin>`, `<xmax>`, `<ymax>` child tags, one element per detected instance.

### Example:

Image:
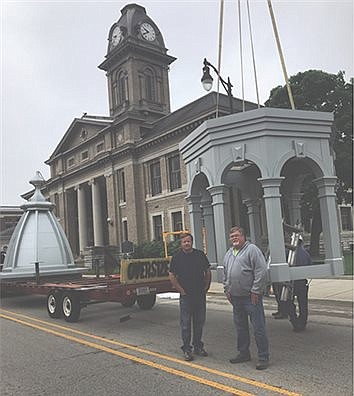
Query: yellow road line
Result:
<box><xmin>0</xmin><ymin>312</ymin><xmax>252</xmax><ymax>396</ymax></box>
<box><xmin>0</xmin><ymin>308</ymin><xmax>301</xmax><ymax>396</ymax></box>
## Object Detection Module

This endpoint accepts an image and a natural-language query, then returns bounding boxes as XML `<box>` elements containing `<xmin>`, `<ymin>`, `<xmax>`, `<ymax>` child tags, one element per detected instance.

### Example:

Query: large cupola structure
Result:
<box><xmin>99</xmin><ymin>3</ymin><xmax>176</xmax><ymax>121</ymax></box>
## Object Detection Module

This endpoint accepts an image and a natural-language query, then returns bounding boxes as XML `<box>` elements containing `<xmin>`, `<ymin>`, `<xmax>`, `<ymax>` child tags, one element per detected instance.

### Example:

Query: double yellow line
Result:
<box><xmin>0</xmin><ymin>309</ymin><xmax>301</xmax><ymax>396</ymax></box>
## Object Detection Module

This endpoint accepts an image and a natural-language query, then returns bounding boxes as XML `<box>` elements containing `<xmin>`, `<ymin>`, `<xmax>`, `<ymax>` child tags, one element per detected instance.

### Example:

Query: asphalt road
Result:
<box><xmin>0</xmin><ymin>293</ymin><xmax>352</xmax><ymax>395</ymax></box>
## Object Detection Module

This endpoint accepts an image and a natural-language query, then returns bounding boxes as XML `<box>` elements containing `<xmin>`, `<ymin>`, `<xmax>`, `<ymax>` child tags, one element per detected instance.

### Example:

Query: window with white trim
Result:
<box><xmin>150</xmin><ymin>161</ymin><xmax>162</xmax><ymax>196</ymax></box>
<box><xmin>152</xmin><ymin>215</ymin><xmax>163</xmax><ymax>241</ymax></box>
<box><xmin>168</xmin><ymin>154</ymin><xmax>181</xmax><ymax>191</ymax></box>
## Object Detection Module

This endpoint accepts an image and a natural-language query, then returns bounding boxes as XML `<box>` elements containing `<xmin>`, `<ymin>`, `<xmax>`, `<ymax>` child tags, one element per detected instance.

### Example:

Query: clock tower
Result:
<box><xmin>99</xmin><ymin>4</ymin><xmax>176</xmax><ymax>121</ymax></box>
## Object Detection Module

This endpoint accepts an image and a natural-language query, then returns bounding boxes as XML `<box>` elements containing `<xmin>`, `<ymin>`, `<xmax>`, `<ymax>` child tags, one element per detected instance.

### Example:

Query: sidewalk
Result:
<box><xmin>208</xmin><ymin>277</ymin><xmax>353</xmax><ymax>303</ymax></box>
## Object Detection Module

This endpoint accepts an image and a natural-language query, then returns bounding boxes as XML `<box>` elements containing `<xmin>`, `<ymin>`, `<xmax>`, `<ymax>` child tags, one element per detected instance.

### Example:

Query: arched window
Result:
<box><xmin>112</xmin><ymin>72</ymin><xmax>118</xmax><ymax>108</ymax></box>
<box><xmin>118</xmin><ymin>71</ymin><xmax>128</xmax><ymax>103</ymax></box>
<box><xmin>112</xmin><ymin>70</ymin><xmax>128</xmax><ymax>108</ymax></box>
<box><xmin>144</xmin><ymin>68</ymin><xmax>156</xmax><ymax>102</ymax></box>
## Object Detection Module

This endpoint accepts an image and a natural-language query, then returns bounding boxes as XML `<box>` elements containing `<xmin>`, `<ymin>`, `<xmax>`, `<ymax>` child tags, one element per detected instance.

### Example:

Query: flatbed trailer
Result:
<box><xmin>1</xmin><ymin>273</ymin><xmax>175</xmax><ymax>322</ymax></box>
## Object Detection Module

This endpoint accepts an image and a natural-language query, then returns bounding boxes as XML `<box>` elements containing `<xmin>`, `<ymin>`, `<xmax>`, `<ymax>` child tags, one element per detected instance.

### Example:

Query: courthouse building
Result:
<box><xmin>43</xmin><ymin>3</ymin><xmax>258</xmax><ymax>260</ymax></box>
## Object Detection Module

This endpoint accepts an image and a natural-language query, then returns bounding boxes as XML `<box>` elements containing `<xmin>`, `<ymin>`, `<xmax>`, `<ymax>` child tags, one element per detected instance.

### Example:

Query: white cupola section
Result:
<box><xmin>0</xmin><ymin>172</ymin><xmax>86</xmax><ymax>280</ymax></box>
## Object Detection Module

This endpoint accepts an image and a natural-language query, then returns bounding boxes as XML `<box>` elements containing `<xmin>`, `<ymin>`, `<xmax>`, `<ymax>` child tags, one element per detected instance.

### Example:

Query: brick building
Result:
<box><xmin>43</xmin><ymin>4</ymin><xmax>257</xmax><ymax>260</ymax></box>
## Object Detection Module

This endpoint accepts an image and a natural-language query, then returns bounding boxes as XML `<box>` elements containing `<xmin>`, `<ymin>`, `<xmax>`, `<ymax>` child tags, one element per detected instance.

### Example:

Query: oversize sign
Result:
<box><xmin>120</xmin><ymin>258</ymin><xmax>171</xmax><ymax>284</ymax></box>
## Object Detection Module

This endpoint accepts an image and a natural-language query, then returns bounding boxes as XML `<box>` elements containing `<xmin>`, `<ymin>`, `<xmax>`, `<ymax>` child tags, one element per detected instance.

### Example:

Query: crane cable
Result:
<box><xmin>246</xmin><ymin>0</ymin><xmax>260</xmax><ymax>108</ymax></box>
<box><xmin>237</xmin><ymin>0</ymin><xmax>245</xmax><ymax>112</ymax></box>
<box><xmin>216</xmin><ymin>0</ymin><xmax>225</xmax><ymax>118</ymax></box>
<box><xmin>267</xmin><ymin>0</ymin><xmax>295</xmax><ymax>109</ymax></box>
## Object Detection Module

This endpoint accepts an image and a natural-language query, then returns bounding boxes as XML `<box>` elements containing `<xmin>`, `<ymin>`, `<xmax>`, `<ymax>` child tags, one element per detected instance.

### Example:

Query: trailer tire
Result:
<box><xmin>137</xmin><ymin>294</ymin><xmax>156</xmax><ymax>310</ymax></box>
<box><xmin>47</xmin><ymin>290</ymin><xmax>62</xmax><ymax>318</ymax></box>
<box><xmin>62</xmin><ymin>292</ymin><xmax>81</xmax><ymax>322</ymax></box>
<box><xmin>121</xmin><ymin>295</ymin><xmax>136</xmax><ymax>307</ymax></box>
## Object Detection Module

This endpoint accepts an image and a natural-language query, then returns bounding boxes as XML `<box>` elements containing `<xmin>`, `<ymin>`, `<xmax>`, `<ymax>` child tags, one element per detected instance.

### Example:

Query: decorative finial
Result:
<box><xmin>28</xmin><ymin>171</ymin><xmax>46</xmax><ymax>202</ymax></box>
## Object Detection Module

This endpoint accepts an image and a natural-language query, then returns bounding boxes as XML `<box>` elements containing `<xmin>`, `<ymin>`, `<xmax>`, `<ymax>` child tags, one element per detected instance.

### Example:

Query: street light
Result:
<box><xmin>201</xmin><ymin>58</ymin><xmax>234</xmax><ymax>113</ymax></box>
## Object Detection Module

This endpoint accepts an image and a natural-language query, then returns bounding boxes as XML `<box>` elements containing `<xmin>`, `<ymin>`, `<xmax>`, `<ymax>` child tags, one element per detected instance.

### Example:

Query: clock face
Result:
<box><xmin>111</xmin><ymin>26</ymin><xmax>122</xmax><ymax>47</ymax></box>
<box><xmin>140</xmin><ymin>22</ymin><xmax>156</xmax><ymax>41</ymax></box>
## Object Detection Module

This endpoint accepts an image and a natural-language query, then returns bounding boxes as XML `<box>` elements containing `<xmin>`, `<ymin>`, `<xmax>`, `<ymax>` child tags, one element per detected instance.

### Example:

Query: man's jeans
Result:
<box><xmin>231</xmin><ymin>295</ymin><xmax>269</xmax><ymax>361</ymax></box>
<box><xmin>179</xmin><ymin>293</ymin><xmax>206</xmax><ymax>352</ymax></box>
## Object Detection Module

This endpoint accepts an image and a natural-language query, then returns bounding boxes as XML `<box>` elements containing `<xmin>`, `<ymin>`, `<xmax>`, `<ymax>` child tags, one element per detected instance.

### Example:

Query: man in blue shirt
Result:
<box><xmin>289</xmin><ymin>237</ymin><xmax>312</xmax><ymax>332</ymax></box>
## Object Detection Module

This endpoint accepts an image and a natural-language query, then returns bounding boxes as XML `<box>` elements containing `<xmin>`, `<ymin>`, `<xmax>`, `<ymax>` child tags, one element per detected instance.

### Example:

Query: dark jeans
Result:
<box><xmin>179</xmin><ymin>293</ymin><xmax>206</xmax><ymax>352</ymax></box>
<box><xmin>289</xmin><ymin>279</ymin><xmax>308</xmax><ymax>329</ymax></box>
<box><xmin>231</xmin><ymin>295</ymin><xmax>269</xmax><ymax>361</ymax></box>
<box><xmin>272</xmin><ymin>282</ymin><xmax>289</xmax><ymax>316</ymax></box>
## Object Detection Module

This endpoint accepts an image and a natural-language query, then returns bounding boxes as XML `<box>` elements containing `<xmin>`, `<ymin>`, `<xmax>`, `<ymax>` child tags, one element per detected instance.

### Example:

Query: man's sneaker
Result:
<box><xmin>271</xmin><ymin>311</ymin><xmax>280</xmax><ymax>316</ymax></box>
<box><xmin>194</xmin><ymin>348</ymin><xmax>208</xmax><ymax>357</ymax></box>
<box><xmin>229</xmin><ymin>354</ymin><xmax>251</xmax><ymax>364</ymax></box>
<box><xmin>183</xmin><ymin>351</ymin><xmax>193</xmax><ymax>361</ymax></box>
<box><xmin>256</xmin><ymin>360</ymin><xmax>269</xmax><ymax>370</ymax></box>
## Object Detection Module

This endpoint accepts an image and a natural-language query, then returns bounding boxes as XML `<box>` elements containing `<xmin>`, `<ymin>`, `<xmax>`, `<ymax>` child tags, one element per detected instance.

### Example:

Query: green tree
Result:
<box><xmin>265</xmin><ymin>70</ymin><xmax>353</xmax><ymax>256</ymax></box>
<box><xmin>265</xmin><ymin>70</ymin><xmax>353</xmax><ymax>203</ymax></box>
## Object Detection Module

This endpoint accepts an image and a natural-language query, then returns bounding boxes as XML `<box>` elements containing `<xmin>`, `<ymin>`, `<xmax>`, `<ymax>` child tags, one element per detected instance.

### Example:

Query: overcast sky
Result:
<box><xmin>1</xmin><ymin>0</ymin><xmax>353</xmax><ymax>205</ymax></box>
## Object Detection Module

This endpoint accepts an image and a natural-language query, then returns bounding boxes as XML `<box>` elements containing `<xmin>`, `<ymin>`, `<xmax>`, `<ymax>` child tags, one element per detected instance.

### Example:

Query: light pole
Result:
<box><xmin>201</xmin><ymin>58</ymin><xmax>234</xmax><ymax>114</ymax></box>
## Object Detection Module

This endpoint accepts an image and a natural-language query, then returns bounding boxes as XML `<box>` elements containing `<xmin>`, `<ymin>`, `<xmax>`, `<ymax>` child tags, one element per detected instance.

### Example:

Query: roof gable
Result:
<box><xmin>47</xmin><ymin>115</ymin><xmax>113</xmax><ymax>162</ymax></box>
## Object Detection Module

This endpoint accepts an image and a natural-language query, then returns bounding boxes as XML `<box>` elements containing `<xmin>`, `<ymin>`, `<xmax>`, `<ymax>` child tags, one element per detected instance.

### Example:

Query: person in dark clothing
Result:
<box><xmin>271</xmin><ymin>282</ymin><xmax>288</xmax><ymax>319</ymax></box>
<box><xmin>289</xmin><ymin>237</ymin><xmax>312</xmax><ymax>332</ymax></box>
<box><xmin>0</xmin><ymin>245</ymin><xmax>7</xmax><ymax>272</ymax></box>
<box><xmin>169</xmin><ymin>233</ymin><xmax>211</xmax><ymax>361</ymax></box>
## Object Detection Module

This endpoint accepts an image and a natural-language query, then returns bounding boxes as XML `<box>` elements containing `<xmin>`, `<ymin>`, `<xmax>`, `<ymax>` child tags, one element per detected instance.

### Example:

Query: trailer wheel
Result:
<box><xmin>47</xmin><ymin>290</ymin><xmax>62</xmax><ymax>318</ymax></box>
<box><xmin>62</xmin><ymin>293</ymin><xmax>81</xmax><ymax>322</ymax></box>
<box><xmin>121</xmin><ymin>295</ymin><xmax>136</xmax><ymax>307</ymax></box>
<box><xmin>137</xmin><ymin>294</ymin><xmax>156</xmax><ymax>310</ymax></box>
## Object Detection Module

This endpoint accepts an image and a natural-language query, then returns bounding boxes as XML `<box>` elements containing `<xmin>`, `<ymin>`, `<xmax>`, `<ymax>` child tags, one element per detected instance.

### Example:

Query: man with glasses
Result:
<box><xmin>223</xmin><ymin>226</ymin><xmax>270</xmax><ymax>370</ymax></box>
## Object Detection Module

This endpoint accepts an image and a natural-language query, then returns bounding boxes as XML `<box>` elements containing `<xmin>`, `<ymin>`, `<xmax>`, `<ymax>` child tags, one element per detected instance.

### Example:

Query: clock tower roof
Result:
<box><xmin>104</xmin><ymin>3</ymin><xmax>167</xmax><ymax>57</ymax></box>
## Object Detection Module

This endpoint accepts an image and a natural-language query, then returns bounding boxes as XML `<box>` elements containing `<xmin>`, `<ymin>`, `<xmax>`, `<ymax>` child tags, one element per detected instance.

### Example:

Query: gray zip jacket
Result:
<box><xmin>223</xmin><ymin>241</ymin><xmax>267</xmax><ymax>296</ymax></box>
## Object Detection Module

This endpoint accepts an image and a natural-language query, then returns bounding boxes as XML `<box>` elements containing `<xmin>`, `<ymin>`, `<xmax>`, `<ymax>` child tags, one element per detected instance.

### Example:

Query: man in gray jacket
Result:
<box><xmin>223</xmin><ymin>226</ymin><xmax>270</xmax><ymax>370</ymax></box>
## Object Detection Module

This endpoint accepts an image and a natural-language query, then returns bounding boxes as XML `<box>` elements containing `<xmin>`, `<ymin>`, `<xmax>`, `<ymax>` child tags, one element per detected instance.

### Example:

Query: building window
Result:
<box><xmin>171</xmin><ymin>211</ymin><xmax>183</xmax><ymax>232</ymax></box>
<box><xmin>81</xmin><ymin>150</ymin><xmax>88</xmax><ymax>161</ymax></box>
<box><xmin>150</xmin><ymin>162</ymin><xmax>162</xmax><ymax>196</ymax></box>
<box><xmin>118</xmin><ymin>169</ymin><xmax>126</xmax><ymax>203</ymax></box>
<box><xmin>122</xmin><ymin>219</ymin><xmax>128</xmax><ymax>241</ymax></box>
<box><xmin>118</xmin><ymin>71</ymin><xmax>127</xmax><ymax>103</ymax></box>
<box><xmin>112</xmin><ymin>74</ymin><xmax>118</xmax><ymax>108</ymax></box>
<box><xmin>96</xmin><ymin>142</ymin><xmax>104</xmax><ymax>153</ymax></box>
<box><xmin>168</xmin><ymin>154</ymin><xmax>181</xmax><ymax>191</ymax></box>
<box><xmin>112</xmin><ymin>70</ymin><xmax>128</xmax><ymax>108</ymax></box>
<box><xmin>67</xmin><ymin>157</ymin><xmax>75</xmax><ymax>168</ymax></box>
<box><xmin>341</xmin><ymin>206</ymin><xmax>353</xmax><ymax>231</ymax></box>
<box><xmin>153</xmin><ymin>215</ymin><xmax>163</xmax><ymax>241</ymax></box>
<box><xmin>145</xmin><ymin>68</ymin><xmax>156</xmax><ymax>102</ymax></box>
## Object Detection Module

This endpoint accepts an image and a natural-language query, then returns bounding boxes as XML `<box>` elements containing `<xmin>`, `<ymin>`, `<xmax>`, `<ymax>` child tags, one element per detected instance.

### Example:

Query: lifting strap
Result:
<box><xmin>267</xmin><ymin>0</ymin><xmax>296</xmax><ymax>109</ymax></box>
<box><xmin>246</xmin><ymin>0</ymin><xmax>260</xmax><ymax>108</ymax></box>
<box><xmin>237</xmin><ymin>0</ymin><xmax>245</xmax><ymax>111</ymax></box>
<box><xmin>216</xmin><ymin>0</ymin><xmax>225</xmax><ymax>118</ymax></box>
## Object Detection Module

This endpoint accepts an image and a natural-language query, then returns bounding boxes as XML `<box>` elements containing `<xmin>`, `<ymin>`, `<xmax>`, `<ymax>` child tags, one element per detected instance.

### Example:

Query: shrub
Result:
<box><xmin>131</xmin><ymin>239</ymin><xmax>181</xmax><ymax>259</ymax></box>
